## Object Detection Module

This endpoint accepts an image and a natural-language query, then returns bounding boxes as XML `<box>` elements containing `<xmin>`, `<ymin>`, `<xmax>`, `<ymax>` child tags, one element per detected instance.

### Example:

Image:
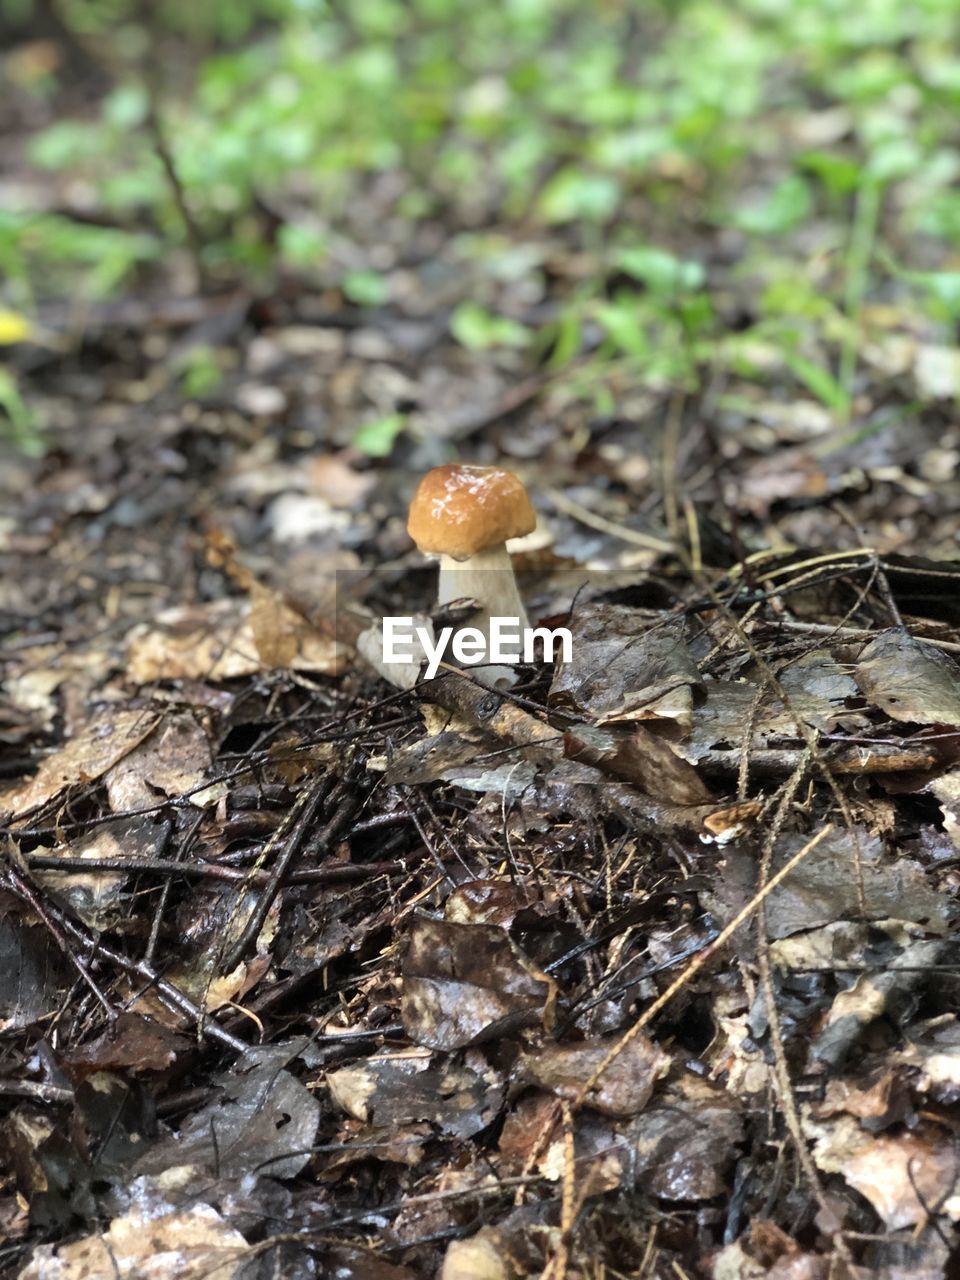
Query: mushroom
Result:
<box><xmin>407</xmin><ymin>463</ymin><xmax>536</xmax><ymax>685</ymax></box>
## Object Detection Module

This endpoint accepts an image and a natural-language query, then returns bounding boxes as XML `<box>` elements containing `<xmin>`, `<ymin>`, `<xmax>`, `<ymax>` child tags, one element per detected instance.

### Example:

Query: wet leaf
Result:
<box><xmin>327</xmin><ymin>1048</ymin><xmax>504</xmax><ymax>1139</ymax></box>
<box><xmin>717</xmin><ymin>829</ymin><xmax>949</xmax><ymax>940</ymax></box>
<box><xmin>134</xmin><ymin>1051</ymin><xmax>320</xmax><ymax>1182</ymax></box>
<box><xmin>550</xmin><ymin>607</ymin><xmax>701</xmax><ymax>728</ymax></box>
<box><xmin>2</xmin><ymin>709</ymin><xmax>159</xmax><ymax>821</ymax></box>
<box><xmin>518</xmin><ymin>1033</ymin><xmax>670</xmax><ymax>1117</ymax></box>
<box><xmin>18</xmin><ymin>1203</ymin><xmax>248</xmax><ymax>1280</ymax></box>
<box><xmin>402</xmin><ymin>917</ymin><xmax>556</xmax><ymax>1050</ymax></box>
<box><xmin>855</xmin><ymin>627</ymin><xmax>960</xmax><ymax>725</ymax></box>
<box><xmin>808</xmin><ymin>1115</ymin><xmax>960</xmax><ymax>1229</ymax></box>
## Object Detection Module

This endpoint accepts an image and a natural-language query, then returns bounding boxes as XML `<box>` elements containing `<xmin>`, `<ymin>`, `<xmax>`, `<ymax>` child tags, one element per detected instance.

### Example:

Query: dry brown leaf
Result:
<box><xmin>1</xmin><ymin>708</ymin><xmax>159</xmax><ymax>820</ymax></box>
<box><xmin>127</xmin><ymin>599</ymin><xmax>348</xmax><ymax>683</ymax></box>
<box><xmin>808</xmin><ymin>1114</ymin><xmax>960</xmax><ymax>1229</ymax></box>
<box><xmin>18</xmin><ymin>1204</ymin><xmax>248</xmax><ymax>1280</ymax></box>
<box><xmin>103</xmin><ymin>713</ymin><xmax>212</xmax><ymax>812</ymax></box>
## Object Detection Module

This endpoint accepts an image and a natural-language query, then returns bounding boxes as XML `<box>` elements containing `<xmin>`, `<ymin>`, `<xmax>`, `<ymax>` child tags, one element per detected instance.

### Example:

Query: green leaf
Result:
<box><xmin>595</xmin><ymin>298</ymin><xmax>649</xmax><ymax>359</ymax></box>
<box><xmin>537</xmin><ymin>168</ymin><xmax>620</xmax><ymax>224</ymax></box>
<box><xmin>0</xmin><ymin>367</ymin><xmax>45</xmax><ymax>456</ymax></box>
<box><xmin>342</xmin><ymin>269</ymin><xmax>389</xmax><ymax>307</ymax></box>
<box><xmin>734</xmin><ymin>175</ymin><xmax>812</xmax><ymax>235</ymax></box>
<box><xmin>352</xmin><ymin>412</ymin><xmax>407</xmax><ymax>457</ymax></box>
<box><xmin>450</xmin><ymin>302</ymin><xmax>532</xmax><ymax>351</ymax></box>
<box><xmin>616</xmin><ymin>246</ymin><xmax>704</xmax><ymax>294</ymax></box>
<box><xmin>781</xmin><ymin>349</ymin><xmax>849</xmax><ymax>415</ymax></box>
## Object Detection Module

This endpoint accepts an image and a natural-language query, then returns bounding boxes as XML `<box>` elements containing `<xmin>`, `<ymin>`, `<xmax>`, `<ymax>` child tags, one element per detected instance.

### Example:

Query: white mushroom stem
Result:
<box><xmin>436</xmin><ymin>545</ymin><xmax>528</xmax><ymax>689</ymax></box>
<box><xmin>437</xmin><ymin>546</ymin><xmax>529</xmax><ymax>628</ymax></box>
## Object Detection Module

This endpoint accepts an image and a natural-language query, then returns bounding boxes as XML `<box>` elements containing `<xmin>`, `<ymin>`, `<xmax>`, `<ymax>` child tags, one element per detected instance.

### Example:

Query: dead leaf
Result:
<box><xmin>103</xmin><ymin>713</ymin><xmax>212</xmax><ymax>812</ymax></box>
<box><xmin>17</xmin><ymin>1204</ymin><xmax>248</xmax><ymax>1280</ymax></box>
<box><xmin>63</xmin><ymin>1013</ymin><xmax>189</xmax><ymax>1080</ymax></box>
<box><xmin>563</xmin><ymin>722</ymin><xmax>714</xmax><ymax>804</ymax></box>
<box><xmin>127</xmin><ymin>599</ymin><xmax>348</xmax><ymax>683</ymax></box>
<box><xmin>549</xmin><ymin>608</ymin><xmax>701</xmax><ymax>728</ymax></box>
<box><xmin>327</xmin><ymin>1048</ymin><xmax>504</xmax><ymax>1138</ymax></box>
<box><xmin>856</xmin><ymin>627</ymin><xmax>960</xmax><ymax>725</ymax></box>
<box><xmin>808</xmin><ymin>1114</ymin><xmax>960</xmax><ymax>1229</ymax></box>
<box><xmin>402</xmin><ymin>917</ymin><xmax>556</xmax><ymax>1050</ymax></box>
<box><xmin>2</xmin><ymin>709</ymin><xmax>158</xmax><ymax>821</ymax></box>
<box><xmin>518</xmin><ymin>1033</ymin><xmax>670</xmax><ymax>1116</ymax></box>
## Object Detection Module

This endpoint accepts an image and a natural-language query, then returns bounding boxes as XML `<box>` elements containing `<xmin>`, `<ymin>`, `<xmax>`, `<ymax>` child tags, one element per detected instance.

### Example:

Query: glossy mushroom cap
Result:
<box><xmin>407</xmin><ymin>464</ymin><xmax>536</xmax><ymax>561</ymax></box>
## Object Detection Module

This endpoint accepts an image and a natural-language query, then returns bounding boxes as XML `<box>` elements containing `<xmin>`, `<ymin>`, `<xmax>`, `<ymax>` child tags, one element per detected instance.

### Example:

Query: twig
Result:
<box><xmin>756</xmin><ymin>768</ymin><xmax>853</xmax><ymax>1264</ymax></box>
<box><xmin>25</xmin><ymin>852</ymin><xmax>409</xmax><ymax>885</ymax></box>
<box><xmin>2</xmin><ymin>865</ymin><xmax>116</xmax><ymax>1019</ymax></box>
<box><xmin>145</xmin><ymin>101</ymin><xmax>209</xmax><ymax>292</ymax></box>
<box><xmin>544</xmin><ymin>487</ymin><xmax>674</xmax><ymax>554</ymax></box>
<box><xmin>217</xmin><ymin>774</ymin><xmax>334</xmax><ymax>975</ymax></box>
<box><xmin>51</xmin><ymin>910</ymin><xmax>250</xmax><ymax>1053</ymax></box>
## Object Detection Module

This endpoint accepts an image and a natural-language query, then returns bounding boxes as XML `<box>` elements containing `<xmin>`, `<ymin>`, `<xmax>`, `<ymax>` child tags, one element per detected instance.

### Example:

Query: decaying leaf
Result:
<box><xmin>17</xmin><ymin>1204</ymin><xmax>248</xmax><ymax>1280</ymax></box>
<box><xmin>807</xmin><ymin>1113</ymin><xmax>960</xmax><ymax>1229</ymax></box>
<box><xmin>29</xmin><ymin>818</ymin><xmax>162</xmax><ymax>930</ymax></box>
<box><xmin>716</xmin><ymin>828</ymin><xmax>949</xmax><ymax>941</ymax></box>
<box><xmin>0</xmin><ymin>915</ymin><xmax>67</xmax><ymax>1030</ymax></box>
<box><xmin>103</xmin><ymin>713</ymin><xmax>213</xmax><ymax>812</ymax></box>
<box><xmin>134</xmin><ymin>1051</ymin><xmax>320</xmax><ymax>1182</ymax></box>
<box><xmin>327</xmin><ymin>1048</ymin><xmax>504</xmax><ymax>1138</ymax></box>
<box><xmin>402</xmin><ymin>917</ymin><xmax>556</xmax><ymax>1050</ymax></box>
<box><xmin>630</xmin><ymin>1074</ymin><xmax>745</xmax><ymax>1199</ymax></box>
<box><xmin>62</xmin><ymin>1013</ymin><xmax>189</xmax><ymax>1079</ymax></box>
<box><xmin>855</xmin><ymin>627</ymin><xmax>960</xmax><ymax>725</ymax></box>
<box><xmin>2</xmin><ymin>709</ymin><xmax>159</xmax><ymax>821</ymax></box>
<box><xmin>127</xmin><ymin>598</ymin><xmax>347</xmax><ymax>683</ymax></box>
<box><xmin>444</xmin><ymin>879</ymin><xmax>543</xmax><ymax>928</ymax></box>
<box><xmin>682</xmin><ymin>652</ymin><xmax>862</xmax><ymax>763</ymax></box>
<box><xmin>550</xmin><ymin>607</ymin><xmax>701</xmax><ymax>727</ymax></box>
<box><xmin>563</xmin><ymin>722</ymin><xmax>714</xmax><ymax>804</ymax></box>
<box><xmin>518</xmin><ymin>1033</ymin><xmax>670</xmax><ymax>1116</ymax></box>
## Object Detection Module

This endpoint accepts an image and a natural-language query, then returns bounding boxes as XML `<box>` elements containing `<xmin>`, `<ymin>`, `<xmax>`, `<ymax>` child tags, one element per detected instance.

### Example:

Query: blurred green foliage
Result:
<box><xmin>3</xmin><ymin>0</ymin><xmax>960</xmax><ymax>446</ymax></box>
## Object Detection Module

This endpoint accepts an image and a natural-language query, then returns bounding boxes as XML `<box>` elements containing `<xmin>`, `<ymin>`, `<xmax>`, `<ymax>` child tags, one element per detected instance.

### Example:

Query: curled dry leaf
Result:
<box><xmin>402</xmin><ymin>917</ymin><xmax>556</xmax><ymax>1050</ymax></box>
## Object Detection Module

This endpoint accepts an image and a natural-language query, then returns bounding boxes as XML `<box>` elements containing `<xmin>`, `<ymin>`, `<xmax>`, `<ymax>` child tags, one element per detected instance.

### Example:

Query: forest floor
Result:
<box><xmin>3</xmin><ymin>6</ymin><xmax>960</xmax><ymax>1279</ymax></box>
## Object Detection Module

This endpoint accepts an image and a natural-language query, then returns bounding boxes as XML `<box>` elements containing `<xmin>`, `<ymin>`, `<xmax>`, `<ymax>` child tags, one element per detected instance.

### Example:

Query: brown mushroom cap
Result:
<box><xmin>407</xmin><ymin>464</ymin><xmax>536</xmax><ymax>560</ymax></box>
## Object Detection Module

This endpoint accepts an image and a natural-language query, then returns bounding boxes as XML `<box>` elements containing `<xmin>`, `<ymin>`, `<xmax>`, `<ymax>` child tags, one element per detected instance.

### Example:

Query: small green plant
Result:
<box><xmin>0</xmin><ymin>368</ymin><xmax>45</xmax><ymax>456</ymax></box>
